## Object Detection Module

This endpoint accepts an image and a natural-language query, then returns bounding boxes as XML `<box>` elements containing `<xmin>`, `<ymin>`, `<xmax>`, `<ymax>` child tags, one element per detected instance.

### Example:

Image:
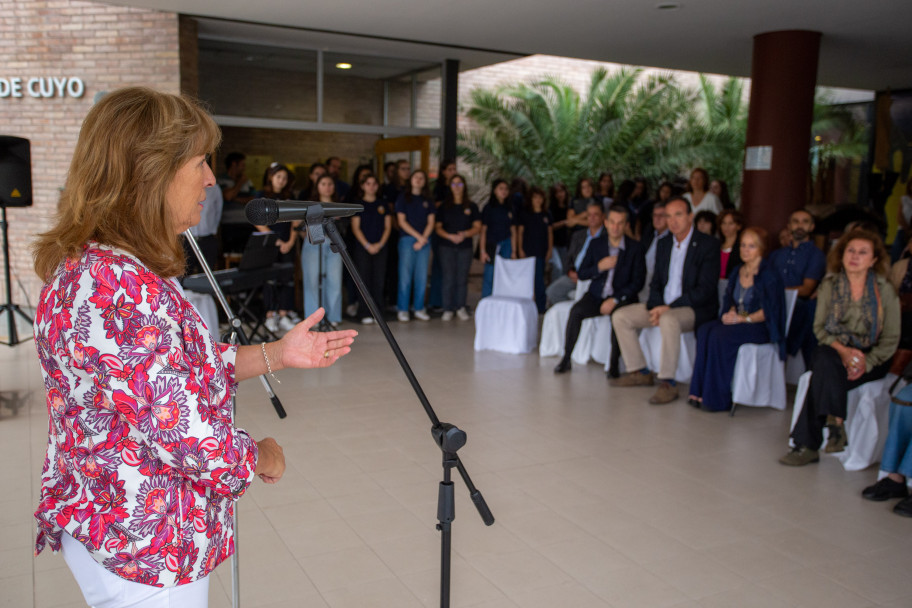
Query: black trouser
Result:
<box><xmin>439</xmin><ymin>245</ymin><xmax>473</xmax><ymax>311</ymax></box>
<box><xmin>791</xmin><ymin>344</ymin><xmax>892</xmax><ymax>449</ymax></box>
<box><xmin>562</xmin><ymin>293</ymin><xmax>627</xmax><ymax>369</ymax></box>
<box><xmin>353</xmin><ymin>242</ymin><xmax>388</xmax><ymax>319</ymax></box>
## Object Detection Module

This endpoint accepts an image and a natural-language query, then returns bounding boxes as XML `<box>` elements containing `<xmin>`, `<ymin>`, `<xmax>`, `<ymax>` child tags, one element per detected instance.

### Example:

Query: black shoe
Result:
<box><xmin>554</xmin><ymin>359</ymin><xmax>571</xmax><ymax>374</ymax></box>
<box><xmin>607</xmin><ymin>367</ymin><xmax>620</xmax><ymax>379</ymax></box>
<box><xmin>894</xmin><ymin>495</ymin><xmax>912</xmax><ymax>517</ymax></box>
<box><xmin>863</xmin><ymin>477</ymin><xmax>909</xmax><ymax>502</ymax></box>
<box><xmin>688</xmin><ymin>397</ymin><xmax>701</xmax><ymax>409</ymax></box>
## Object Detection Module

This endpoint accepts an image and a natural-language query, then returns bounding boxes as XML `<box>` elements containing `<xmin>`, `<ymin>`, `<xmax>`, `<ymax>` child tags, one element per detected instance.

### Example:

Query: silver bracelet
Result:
<box><xmin>261</xmin><ymin>342</ymin><xmax>280</xmax><ymax>383</ymax></box>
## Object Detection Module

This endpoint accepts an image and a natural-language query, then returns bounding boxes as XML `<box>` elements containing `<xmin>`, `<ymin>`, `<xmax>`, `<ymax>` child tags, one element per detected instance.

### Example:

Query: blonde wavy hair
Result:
<box><xmin>33</xmin><ymin>87</ymin><xmax>221</xmax><ymax>281</ymax></box>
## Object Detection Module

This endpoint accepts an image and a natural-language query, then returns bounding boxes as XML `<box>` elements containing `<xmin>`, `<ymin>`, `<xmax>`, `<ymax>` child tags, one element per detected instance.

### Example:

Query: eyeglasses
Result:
<box><xmin>451</xmin><ymin>182</ymin><xmax>465</xmax><ymax>188</ymax></box>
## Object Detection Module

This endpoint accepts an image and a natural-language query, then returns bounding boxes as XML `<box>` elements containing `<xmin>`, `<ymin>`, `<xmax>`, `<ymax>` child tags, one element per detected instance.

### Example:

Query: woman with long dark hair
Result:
<box><xmin>395</xmin><ymin>170</ymin><xmax>435</xmax><ymax>321</ymax></box>
<box><xmin>549</xmin><ymin>182</ymin><xmax>571</xmax><ymax>276</ymax></box>
<box><xmin>566</xmin><ymin>177</ymin><xmax>598</xmax><ymax>233</ymax></box>
<box><xmin>518</xmin><ymin>186</ymin><xmax>553</xmax><ymax>312</ymax></box>
<box><xmin>684</xmin><ymin>167</ymin><xmax>722</xmax><ymax>215</ymax></box>
<box><xmin>351</xmin><ymin>173</ymin><xmax>392</xmax><ymax>324</ymax></box>
<box><xmin>479</xmin><ymin>178</ymin><xmax>517</xmax><ymax>298</ymax></box>
<box><xmin>254</xmin><ymin>163</ymin><xmax>301</xmax><ymax>334</ymax></box>
<box><xmin>435</xmin><ymin>174</ymin><xmax>481</xmax><ymax>320</ymax></box>
<box><xmin>300</xmin><ymin>174</ymin><xmax>344</xmax><ymax>326</ymax></box>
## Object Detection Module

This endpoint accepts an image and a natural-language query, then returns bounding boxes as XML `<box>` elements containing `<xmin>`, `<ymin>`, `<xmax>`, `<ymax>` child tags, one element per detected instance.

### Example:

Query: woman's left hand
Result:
<box><xmin>276</xmin><ymin>308</ymin><xmax>357</xmax><ymax>369</ymax></box>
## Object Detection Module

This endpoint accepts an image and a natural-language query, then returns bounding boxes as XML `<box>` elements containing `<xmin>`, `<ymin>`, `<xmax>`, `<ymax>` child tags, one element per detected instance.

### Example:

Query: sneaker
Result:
<box><xmin>264</xmin><ymin>316</ymin><xmax>279</xmax><ymax>334</ymax></box>
<box><xmin>649</xmin><ymin>381</ymin><xmax>679</xmax><ymax>405</ymax></box>
<box><xmin>456</xmin><ymin>307</ymin><xmax>470</xmax><ymax>321</ymax></box>
<box><xmin>779</xmin><ymin>446</ymin><xmax>819</xmax><ymax>466</ymax></box>
<box><xmin>414</xmin><ymin>309</ymin><xmax>430</xmax><ymax>321</ymax></box>
<box><xmin>824</xmin><ymin>423</ymin><xmax>848</xmax><ymax>453</ymax></box>
<box><xmin>610</xmin><ymin>371</ymin><xmax>655</xmax><ymax>387</ymax></box>
<box><xmin>345</xmin><ymin>303</ymin><xmax>359</xmax><ymax>317</ymax></box>
<box><xmin>441</xmin><ymin>311</ymin><xmax>454</xmax><ymax>321</ymax></box>
<box><xmin>278</xmin><ymin>315</ymin><xmax>296</xmax><ymax>332</ymax></box>
<box><xmin>862</xmin><ymin>477</ymin><xmax>909</xmax><ymax>502</ymax></box>
<box><xmin>397</xmin><ymin>311</ymin><xmax>410</xmax><ymax>323</ymax></box>
<box><xmin>361</xmin><ymin>317</ymin><xmax>374</xmax><ymax>325</ymax></box>
<box><xmin>286</xmin><ymin>311</ymin><xmax>302</xmax><ymax>324</ymax></box>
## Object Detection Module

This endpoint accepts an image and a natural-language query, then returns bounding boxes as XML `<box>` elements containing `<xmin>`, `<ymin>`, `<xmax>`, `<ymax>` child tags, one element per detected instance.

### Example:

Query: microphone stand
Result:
<box><xmin>300</xmin><ymin>206</ymin><xmax>494</xmax><ymax>608</ymax></box>
<box><xmin>182</xmin><ymin>231</ymin><xmax>288</xmax><ymax>608</ymax></box>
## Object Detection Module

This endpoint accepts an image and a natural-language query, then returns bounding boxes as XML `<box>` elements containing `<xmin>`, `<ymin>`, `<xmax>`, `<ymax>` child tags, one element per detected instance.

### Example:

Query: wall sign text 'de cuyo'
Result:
<box><xmin>0</xmin><ymin>77</ymin><xmax>85</xmax><ymax>99</ymax></box>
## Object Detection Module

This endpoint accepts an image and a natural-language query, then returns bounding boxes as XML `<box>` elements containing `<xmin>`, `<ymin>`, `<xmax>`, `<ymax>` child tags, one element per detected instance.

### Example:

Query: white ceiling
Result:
<box><xmin>107</xmin><ymin>0</ymin><xmax>911</xmax><ymax>91</ymax></box>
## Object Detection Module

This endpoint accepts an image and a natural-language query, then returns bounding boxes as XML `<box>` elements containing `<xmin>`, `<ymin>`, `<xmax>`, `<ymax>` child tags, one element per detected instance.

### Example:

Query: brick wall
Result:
<box><xmin>0</xmin><ymin>0</ymin><xmax>180</xmax><ymax>306</ymax></box>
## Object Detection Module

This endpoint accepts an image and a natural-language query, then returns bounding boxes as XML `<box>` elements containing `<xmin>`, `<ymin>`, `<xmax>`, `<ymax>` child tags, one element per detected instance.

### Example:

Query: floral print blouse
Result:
<box><xmin>33</xmin><ymin>243</ymin><xmax>258</xmax><ymax>587</ymax></box>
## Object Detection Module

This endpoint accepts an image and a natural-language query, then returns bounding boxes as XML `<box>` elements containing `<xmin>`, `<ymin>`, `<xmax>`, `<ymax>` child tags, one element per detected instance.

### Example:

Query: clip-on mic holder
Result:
<box><xmin>303</xmin><ymin>206</ymin><xmax>494</xmax><ymax>608</ymax></box>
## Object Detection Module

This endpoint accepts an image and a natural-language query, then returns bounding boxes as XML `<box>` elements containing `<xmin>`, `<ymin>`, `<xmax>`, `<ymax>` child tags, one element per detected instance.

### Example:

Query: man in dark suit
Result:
<box><xmin>611</xmin><ymin>196</ymin><xmax>720</xmax><ymax>404</ymax></box>
<box><xmin>545</xmin><ymin>200</ymin><xmax>605</xmax><ymax>307</ymax></box>
<box><xmin>555</xmin><ymin>204</ymin><xmax>646</xmax><ymax>373</ymax></box>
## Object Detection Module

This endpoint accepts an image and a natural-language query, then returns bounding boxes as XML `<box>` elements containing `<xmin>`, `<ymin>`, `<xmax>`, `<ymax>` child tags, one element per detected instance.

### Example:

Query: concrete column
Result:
<box><xmin>741</xmin><ymin>30</ymin><xmax>821</xmax><ymax>238</ymax></box>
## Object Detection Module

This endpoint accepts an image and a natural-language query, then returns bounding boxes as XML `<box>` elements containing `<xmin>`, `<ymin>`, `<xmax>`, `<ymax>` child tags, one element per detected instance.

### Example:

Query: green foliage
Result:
<box><xmin>459</xmin><ymin>69</ymin><xmax>749</xmax><ymax>199</ymax></box>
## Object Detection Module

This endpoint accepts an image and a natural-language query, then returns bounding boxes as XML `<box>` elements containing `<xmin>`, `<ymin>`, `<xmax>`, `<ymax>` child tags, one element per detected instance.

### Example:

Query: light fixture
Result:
<box><xmin>656</xmin><ymin>3</ymin><xmax>681</xmax><ymax>9</ymax></box>
<box><xmin>335</xmin><ymin>62</ymin><xmax>352</xmax><ymax>70</ymax></box>
<box><xmin>814</xmin><ymin>135</ymin><xmax>822</xmax><ymax>141</ymax></box>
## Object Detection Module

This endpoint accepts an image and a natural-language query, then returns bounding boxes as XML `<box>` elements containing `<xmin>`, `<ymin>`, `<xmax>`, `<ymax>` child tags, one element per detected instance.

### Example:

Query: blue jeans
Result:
<box><xmin>301</xmin><ymin>239</ymin><xmax>342</xmax><ymax>323</ymax></box>
<box><xmin>481</xmin><ymin>238</ymin><xmax>512</xmax><ymax>298</ymax></box>
<box><xmin>397</xmin><ymin>236</ymin><xmax>430</xmax><ymax>311</ymax></box>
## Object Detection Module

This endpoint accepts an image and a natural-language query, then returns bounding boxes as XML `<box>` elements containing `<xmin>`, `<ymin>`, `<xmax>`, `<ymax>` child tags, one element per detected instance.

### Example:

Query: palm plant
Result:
<box><xmin>459</xmin><ymin>67</ymin><xmax>695</xmax><ymax>190</ymax></box>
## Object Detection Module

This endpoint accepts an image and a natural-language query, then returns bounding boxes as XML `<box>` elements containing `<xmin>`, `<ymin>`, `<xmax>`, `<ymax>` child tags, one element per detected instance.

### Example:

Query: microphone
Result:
<box><xmin>245</xmin><ymin>198</ymin><xmax>364</xmax><ymax>225</ymax></box>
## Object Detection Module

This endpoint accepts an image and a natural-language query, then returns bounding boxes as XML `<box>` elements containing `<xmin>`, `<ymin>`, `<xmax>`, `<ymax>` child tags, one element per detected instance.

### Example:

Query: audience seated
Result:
<box><xmin>545</xmin><ymin>200</ymin><xmax>605</xmax><ymax>307</ymax></box>
<box><xmin>611</xmin><ymin>196</ymin><xmax>720</xmax><ymax>404</ymax></box>
<box><xmin>688</xmin><ymin>227</ymin><xmax>786</xmax><ymax>412</ymax></box>
<box><xmin>781</xmin><ymin>229</ymin><xmax>900</xmax><ymax>466</ymax></box>
<box><xmin>768</xmin><ymin>210</ymin><xmax>827</xmax><ymax>367</ymax></box>
<box><xmin>554</xmin><ymin>204</ymin><xmax>646</xmax><ymax>374</ymax></box>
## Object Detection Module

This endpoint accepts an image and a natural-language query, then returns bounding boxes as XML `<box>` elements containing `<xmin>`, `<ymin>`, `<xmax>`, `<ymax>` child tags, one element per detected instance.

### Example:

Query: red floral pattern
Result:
<box><xmin>33</xmin><ymin>243</ymin><xmax>258</xmax><ymax>587</ymax></box>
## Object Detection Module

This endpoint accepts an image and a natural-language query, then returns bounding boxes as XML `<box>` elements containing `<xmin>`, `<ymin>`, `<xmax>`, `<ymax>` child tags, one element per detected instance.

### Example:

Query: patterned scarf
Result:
<box><xmin>824</xmin><ymin>270</ymin><xmax>883</xmax><ymax>349</ymax></box>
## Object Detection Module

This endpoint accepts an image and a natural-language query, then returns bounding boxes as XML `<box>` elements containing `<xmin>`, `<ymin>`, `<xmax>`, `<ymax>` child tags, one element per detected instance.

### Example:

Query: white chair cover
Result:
<box><xmin>539</xmin><ymin>280</ymin><xmax>601</xmax><ymax>364</ymax></box>
<box><xmin>731</xmin><ymin>289</ymin><xmax>799</xmax><ymax>410</ymax></box>
<box><xmin>474</xmin><ymin>256</ymin><xmax>539</xmax><ymax>354</ymax></box>
<box><xmin>638</xmin><ymin>327</ymin><xmax>696</xmax><ymax>382</ymax></box>
<box><xmin>789</xmin><ymin>371</ymin><xmax>894</xmax><ymax>471</ymax></box>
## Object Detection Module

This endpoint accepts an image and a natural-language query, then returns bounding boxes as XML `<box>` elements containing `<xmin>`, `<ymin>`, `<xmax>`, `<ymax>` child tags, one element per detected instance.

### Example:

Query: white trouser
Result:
<box><xmin>61</xmin><ymin>533</ymin><xmax>209</xmax><ymax>608</ymax></box>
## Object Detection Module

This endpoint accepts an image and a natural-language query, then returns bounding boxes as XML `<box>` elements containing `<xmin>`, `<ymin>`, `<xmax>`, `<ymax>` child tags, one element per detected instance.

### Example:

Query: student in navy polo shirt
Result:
<box><xmin>395</xmin><ymin>170</ymin><xmax>435</xmax><ymax>322</ymax></box>
<box><xmin>351</xmin><ymin>173</ymin><xmax>392</xmax><ymax>325</ymax></box>
<box><xmin>479</xmin><ymin>179</ymin><xmax>517</xmax><ymax>297</ymax></box>
<box><xmin>518</xmin><ymin>186</ymin><xmax>553</xmax><ymax>313</ymax></box>
<box><xmin>435</xmin><ymin>174</ymin><xmax>481</xmax><ymax>321</ymax></box>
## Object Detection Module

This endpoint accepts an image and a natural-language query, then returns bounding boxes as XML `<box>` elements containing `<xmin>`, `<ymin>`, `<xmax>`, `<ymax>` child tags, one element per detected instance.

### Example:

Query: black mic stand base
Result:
<box><xmin>307</xmin><ymin>209</ymin><xmax>494</xmax><ymax>608</ymax></box>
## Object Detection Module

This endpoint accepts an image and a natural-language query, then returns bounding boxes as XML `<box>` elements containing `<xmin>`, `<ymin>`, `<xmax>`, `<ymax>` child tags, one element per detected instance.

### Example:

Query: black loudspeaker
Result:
<box><xmin>0</xmin><ymin>136</ymin><xmax>32</xmax><ymax>207</ymax></box>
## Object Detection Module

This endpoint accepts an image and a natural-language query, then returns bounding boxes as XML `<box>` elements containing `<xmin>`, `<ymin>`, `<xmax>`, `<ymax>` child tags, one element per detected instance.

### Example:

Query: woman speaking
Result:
<box><xmin>31</xmin><ymin>87</ymin><xmax>356</xmax><ymax>606</ymax></box>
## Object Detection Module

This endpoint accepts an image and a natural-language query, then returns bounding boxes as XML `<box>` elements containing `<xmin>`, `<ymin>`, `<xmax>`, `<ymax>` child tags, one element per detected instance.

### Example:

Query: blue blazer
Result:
<box><xmin>722</xmin><ymin>260</ymin><xmax>788</xmax><ymax>360</ymax></box>
<box><xmin>577</xmin><ymin>234</ymin><xmax>647</xmax><ymax>306</ymax></box>
<box><xmin>647</xmin><ymin>229</ymin><xmax>721</xmax><ymax>328</ymax></box>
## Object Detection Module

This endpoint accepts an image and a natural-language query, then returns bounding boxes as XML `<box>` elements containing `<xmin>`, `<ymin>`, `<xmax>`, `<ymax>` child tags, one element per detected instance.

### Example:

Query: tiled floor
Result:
<box><xmin>3</xmin><ymin>313</ymin><xmax>912</xmax><ymax>607</ymax></box>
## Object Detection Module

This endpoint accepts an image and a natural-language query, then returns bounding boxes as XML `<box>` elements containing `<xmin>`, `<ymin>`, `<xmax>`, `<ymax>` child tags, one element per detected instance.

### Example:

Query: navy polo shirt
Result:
<box><xmin>395</xmin><ymin>193</ymin><xmax>434</xmax><ymax>234</ymax></box>
<box><xmin>482</xmin><ymin>201</ymin><xmax>515</xmax><ymax>244</ymax></box>
<box><xmin>438</xmin><ymin>202</ymin><xmax>481</xmax><ymax>249</ymax></box>
<box><xmin>520</xmin><ymin>210</ymin><xmax>553</xmax><ymax>257</ymax></box>
<box><xmin>357</xmin><ymin>199</ymin><xmax>388</xmax><ymax>243</ymax></box>
<box><xmin>768</xmin><ymin>241</ymin><xmax>826</xmax><ymax>288</ymax></box>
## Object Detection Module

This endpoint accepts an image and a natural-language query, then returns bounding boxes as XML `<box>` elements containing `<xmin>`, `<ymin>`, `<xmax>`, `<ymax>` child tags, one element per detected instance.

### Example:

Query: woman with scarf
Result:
<box><xmin>781</xmin><ymin>229</ymin><xmax>900</xmax><ymax>466</ymax></box>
